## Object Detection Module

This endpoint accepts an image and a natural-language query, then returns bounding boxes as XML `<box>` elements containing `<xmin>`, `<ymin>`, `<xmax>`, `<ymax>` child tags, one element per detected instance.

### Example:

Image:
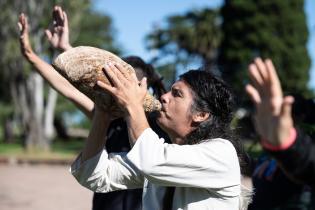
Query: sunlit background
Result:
<box><xmin>0</xmin><ymin>1</ymin><xmax>314</xmax><ymax>210</ymax></box>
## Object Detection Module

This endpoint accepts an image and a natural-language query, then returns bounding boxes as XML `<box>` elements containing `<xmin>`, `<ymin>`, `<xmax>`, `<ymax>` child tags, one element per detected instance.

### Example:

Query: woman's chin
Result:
<box><xmin>156</xmin><ymin>116</ymin><xmax>165</xmax><ymax>128</ymax></box>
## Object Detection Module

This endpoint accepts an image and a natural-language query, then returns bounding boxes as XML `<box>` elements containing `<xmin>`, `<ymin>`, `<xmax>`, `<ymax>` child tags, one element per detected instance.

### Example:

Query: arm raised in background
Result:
<box><xmin>18</xmin><ymin>13</ymin><xmax>94</xmax><ymax>119</ymax></box>
<box><xmin>246</xmin><ymin>58</ymin><xmax>315</xmax><ymax>187</ymax></box>
<box><xmin>45</xmin><ymin>6</ymin><xmax>72</xmax><ymax>52</ymax></box>
<box><xmin>245</xmin><ymin>57</ymin><xmax>295</xmax><ymax>147</ymax></box>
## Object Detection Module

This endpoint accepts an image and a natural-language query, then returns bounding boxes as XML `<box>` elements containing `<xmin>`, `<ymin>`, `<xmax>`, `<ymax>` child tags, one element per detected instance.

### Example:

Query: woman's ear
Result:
<box><xmin>192</xmin><ymin>112</ymin><xmax>210</xmax><ymax>123</ymax></box>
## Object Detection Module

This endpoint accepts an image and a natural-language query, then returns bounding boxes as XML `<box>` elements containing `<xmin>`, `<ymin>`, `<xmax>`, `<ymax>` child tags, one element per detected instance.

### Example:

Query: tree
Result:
<box><xmin>73</xmin><ymin>8</ymin><xmax>122</xmax><ymax>55</ymax></box>
<box><xmin>218</xmin><ymin>0</ymin><xmax>311</xmax><ymax>97</ymax></box>
<box><xmin>0</xmin><ymin>0</ymin><xmax>118</xmax><ymax>150</ymax></box>
<box><xmin>146</xmin><ymin>8</ymin><xmax>222</xmax><ymax>79</ymax></box>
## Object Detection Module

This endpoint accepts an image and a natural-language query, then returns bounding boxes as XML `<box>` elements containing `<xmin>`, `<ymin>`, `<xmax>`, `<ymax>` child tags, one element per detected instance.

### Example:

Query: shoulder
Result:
<box><xmin>196</xmin><ymin>138</ymin><xmax>239</xmax><ymax>162</ymax></box>
<box><xmin>200</xmin><ymin>138</ymin><xmax>236</xmax><ymax>150</ymax></box>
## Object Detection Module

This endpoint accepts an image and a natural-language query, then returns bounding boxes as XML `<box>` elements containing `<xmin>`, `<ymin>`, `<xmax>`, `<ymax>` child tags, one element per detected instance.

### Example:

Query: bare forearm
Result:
<box><xmin>126</xmin><ymin>105</ymin><xmax>150</xmax><ymax>145</ymax></box>
<box><xmin>61</xmin><ymin>44</ymin><xmax>73</xmax><ymax>52</ymax></box>
<box><xmin>25</xmin><ymin>52</ymin><xmax>94</xmax><ymax>119</ymax></box>
<box><xmin>81</xmin><ymin>108</ymin><xmax>111</xmax><ymax>162</ymax></box>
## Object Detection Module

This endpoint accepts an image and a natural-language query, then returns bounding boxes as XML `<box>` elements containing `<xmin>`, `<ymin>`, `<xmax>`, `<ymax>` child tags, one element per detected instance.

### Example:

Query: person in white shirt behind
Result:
<box><xmin>71</xmin><ymin>63</ymin><xmax>250</xmax><ymax>210</ymax></box>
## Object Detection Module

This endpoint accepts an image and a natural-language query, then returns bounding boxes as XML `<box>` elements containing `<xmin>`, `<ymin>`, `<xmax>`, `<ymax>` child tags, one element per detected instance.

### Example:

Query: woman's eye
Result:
<box><xmin>172</xmin><ymin>89</ymin><xmax>181</xmax><ymax>97</ymax></box>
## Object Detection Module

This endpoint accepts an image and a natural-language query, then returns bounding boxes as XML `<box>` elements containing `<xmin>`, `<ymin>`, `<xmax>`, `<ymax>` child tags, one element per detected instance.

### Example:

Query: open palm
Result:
<box><xmin>246</xmin><ymin>58</ymin><xmax>294</xmax><ymax>146</ymax></box>
<box><xmin>45</xmin><ymin>6</ymin><xmax>72</xmax><ymax>51</ymax></box>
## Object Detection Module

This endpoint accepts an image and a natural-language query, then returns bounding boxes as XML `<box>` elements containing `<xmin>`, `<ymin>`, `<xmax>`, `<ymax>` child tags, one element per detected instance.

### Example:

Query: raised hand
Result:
<box><xmin>45</xmin><ymin>6</ymin><xmax>72</xmax><ymax>51</ymax></box>
<box><xmin>246</xmin><ymin>58</ymin><xmax>295</xmax><ymax>146</ymax></box>
<box><xmin>18</xmin><ymin>13</ymin><xmax>34</xmax><ymax>59</ymax></box>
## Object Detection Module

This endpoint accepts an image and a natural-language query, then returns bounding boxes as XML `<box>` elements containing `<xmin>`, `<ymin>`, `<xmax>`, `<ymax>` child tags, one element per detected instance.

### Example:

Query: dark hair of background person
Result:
<box><xmin>123</xmin><ymin>56</ymin><xmax>166</xmax><ymax>98</ymax></box>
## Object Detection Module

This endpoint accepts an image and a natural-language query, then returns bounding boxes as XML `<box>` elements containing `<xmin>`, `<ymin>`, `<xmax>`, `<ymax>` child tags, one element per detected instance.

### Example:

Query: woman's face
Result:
<box><xmin>157</xmin><ymin>80</ymin><xmax>195</xmax><ymax>142</ymax></box>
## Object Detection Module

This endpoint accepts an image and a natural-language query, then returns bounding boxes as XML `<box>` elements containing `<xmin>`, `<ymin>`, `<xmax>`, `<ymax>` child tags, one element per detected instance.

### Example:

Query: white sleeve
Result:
<box><xmin>70</xmin><ymin>149</ymin><xmax>144</xmax><ymax>193</ymax></box>
<box><xmin>126</xmin><ymin>128</ymin><xmax>240</xmax><ymax>196</ymax></box>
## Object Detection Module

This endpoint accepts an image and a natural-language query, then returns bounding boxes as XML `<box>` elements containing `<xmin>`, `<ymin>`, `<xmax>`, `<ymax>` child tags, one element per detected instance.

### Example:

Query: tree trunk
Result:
<box><xmin>24</xmin><ymin>72</ymin><xmax>48</xmax><ymax>151</ymax></box>
<box><xmin>44</xmin><ymin>87</ymin><xmax>57</xmax><ymax>142</ymax></box>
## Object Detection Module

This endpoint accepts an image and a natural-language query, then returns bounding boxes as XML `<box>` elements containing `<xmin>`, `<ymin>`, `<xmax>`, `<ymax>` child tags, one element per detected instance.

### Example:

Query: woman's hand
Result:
<box><xmin>97</xmin><ymin>62</ymin><xmax>150</xmax><ymax>143</ymax></box>
<box><xmin>246</xmin><ymin>58</ymin><xmax>294</xmax><ymax>146</ymax></box>
<box><xmin>45</xmin><ymin>6</ymin><xmax>72</xmax><ymax>51</ymax></box>
<box><xmin>97</xmin><ymin>62</ymin><xmax>148</xmax><ymax>114</ymax></box>
<box><xmin>18</xmin><ymin>13</ymin><xmax>34</xmax><ymax>60</ymax></box>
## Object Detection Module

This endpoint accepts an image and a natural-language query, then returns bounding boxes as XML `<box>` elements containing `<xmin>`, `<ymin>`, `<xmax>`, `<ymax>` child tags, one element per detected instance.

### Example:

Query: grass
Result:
<box><xmin>0</xmin><ymin>139</ymin><xmax>84</xmax><ymax>161</ymax></box>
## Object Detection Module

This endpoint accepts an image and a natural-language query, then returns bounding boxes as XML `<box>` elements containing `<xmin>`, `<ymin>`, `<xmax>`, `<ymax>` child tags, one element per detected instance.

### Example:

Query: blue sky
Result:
<box><xmin>93</xmin><ymin>0</ymin><xmax>315</xmax><ymax>91</ymax></box>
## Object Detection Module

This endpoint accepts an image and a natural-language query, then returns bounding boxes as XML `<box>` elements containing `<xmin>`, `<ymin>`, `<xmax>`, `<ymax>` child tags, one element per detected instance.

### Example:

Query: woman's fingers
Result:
<box><xmin>254</xmin><ymin>57</ymin><xmax>269</xmax><ymax>82</ymax></box>
<box><xmin>45</xmin><ymin>29</ymin><xmax>53</xmax><ymax>40</ymax></box>
<box><xmin>265</xmin><ymin>59</ymin><xmax>283</xmax><ymax>98</ymax></box>
<box><xmin>18</xmin><ymin>22</ymin><xmax>22</xmax><ymax>32</ymax></box>
<box><xmin>111</xmin><ymin>63</ymin><xmax>129</xmax><ymax>84</ymax></box>
<box><xmin>102</xmin><ymin>63</ymin><xmax>123</xmax><ymax>88</ymax></box>
<box><xmin>114</xmin><ymin>62</ymin><xmax>138</xmax><ymax>84</ymax></box>
<box><xmin>18</xmin><ymin>13</ymin><xmax>25</xmax><ymax>32</ymax></box>
<box><xmin>63</xmin><ymin>11</ymin><xmax>68</xmax><ymax>27</ymax></box>
<box><xmin>281</xmin><ymin>96</ymin><xmax>294</xmax><ymax>119</ymax></box>
<box><xmin>96</xmin><ymin>80</ymin><xmax>116</xmax><ymax>95</ymax></box>
<box><xmin>18</xmin><ymin>13</ymin><xmax>28</xmax><ymax>40</ymax></box>
<box><xmin>245</xmin><ymin>84</ymin><xmax>261</xmax><ymax>105</ymax></box>
<box><xmin>248</xmin><ymin>63</ymin><xmax>264</xmax><ymax>93</ymax></box>
<box><xmin>139</xmin><ymin>77</ymin><xmax>148</xmax><ymax>91</ymax></box>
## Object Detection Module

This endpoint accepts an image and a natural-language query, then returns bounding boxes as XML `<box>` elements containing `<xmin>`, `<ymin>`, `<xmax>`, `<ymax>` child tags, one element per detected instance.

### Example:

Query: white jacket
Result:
<box><xmin>71</xmin><ymin>128</ymin><xmax>241</xmax><ymax>210</ymax></box>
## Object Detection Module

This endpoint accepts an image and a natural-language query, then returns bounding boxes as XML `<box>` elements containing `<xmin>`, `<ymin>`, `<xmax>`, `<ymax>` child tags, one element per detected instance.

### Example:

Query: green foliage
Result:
<box><xmin>145</xmin><ymin>8</ymin><xmax>222</xmax><ymax>87</ymax></box>
<box><xmin>146</xmin><ymin>1</ymin><xmax>311</xmax><ymax>98</ymax></box>
<box><xmin>155</xmin><ymin>63</ymin><xmax>177</xmax><ymax>90</ymax></box>
<box><xmin>0</xmin><ymin>0</ymin><xmax>120</xmax><ymax>147</ymax></box>
<box><xmin>54</xmin><ymin>95</ymin><xmax>91</xmax><ymax>129</ymax></box>
<box><xmin>146</xmin><ymin>8</ymin><xmax>221</xmax><ymax>66</ymax></box>
<box><xmin>218</xmin><ymin>0</ymin><xmax>311</xmax><ymax>97</ymax></box>
<box><xmin>73</xmin><ymin>9</ymin><xmax>122</xmax><ymax>55</ymax></box>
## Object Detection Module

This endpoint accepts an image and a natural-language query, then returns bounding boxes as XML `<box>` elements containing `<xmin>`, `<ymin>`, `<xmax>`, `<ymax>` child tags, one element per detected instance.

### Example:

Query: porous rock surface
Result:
<box><xmin>53</xmin><ymin>46</ymin><xmax>161</xmax><ymax>116</ymax></box>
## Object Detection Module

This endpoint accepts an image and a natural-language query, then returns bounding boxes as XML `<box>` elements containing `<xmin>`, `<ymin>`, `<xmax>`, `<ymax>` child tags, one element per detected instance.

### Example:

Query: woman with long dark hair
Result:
<box><xmin>71</xmin><ymin>63</ymin><xmax>249</xmax><ymax>210</ymax></box>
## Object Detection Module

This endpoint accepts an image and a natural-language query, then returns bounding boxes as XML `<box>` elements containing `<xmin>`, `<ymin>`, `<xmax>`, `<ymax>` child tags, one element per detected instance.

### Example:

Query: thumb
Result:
<box><xmin>280</xmin><ymin>96</ymin><xmax>294</xmax><ymax>119</ymax></box>
<box><xmin>63</xmin><ymin>11</ymin><xmax>69</xmax><ymax>27</ymax></box>
<box><xmin>18</xmin><ymin>22</ymin><xmax>23</xmax><ymax>33</ymax></box>
<box><xmin>45</xmin><ymin>29</ymin><xmax>52</xmax><ymax>40</ymax></box>
<box><xmin>140</xmin><ymin>77</ymin><xmax>148</xmax><ymax>91</ymax></box>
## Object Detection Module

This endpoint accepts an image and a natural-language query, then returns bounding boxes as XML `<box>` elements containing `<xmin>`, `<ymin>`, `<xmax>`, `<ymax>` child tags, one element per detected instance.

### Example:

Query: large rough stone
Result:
<box><xmin>53</xmin><ymin>46</ymin><xmax>161</xmax><ymax>116</ymax></box>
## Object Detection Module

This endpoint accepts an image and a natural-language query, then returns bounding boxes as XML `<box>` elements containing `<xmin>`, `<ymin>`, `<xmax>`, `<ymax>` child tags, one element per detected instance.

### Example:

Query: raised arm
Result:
<box><xmin>81</xmin><ymin>105</ymin><xmax>111</xmax><ymax>162</ymax></box>
<box><xmin>71</xmin><ymin>105</ymin><xmax>144</xmax><ymax>192</ymax></box>
<box><xmin>18</xmin><ymin>13</ymin><xmax>94</xmax><ymax>119</ymax></box>
<box><xmin>45</xmin><ymin>6</ymin><xmax>72</xmax><ymax>51</ymax></box>
<box><xmin>245</xmin><ymin>58</ymin><xmax>315</xmax><ymax>186</ymax></box>
<box><xmin>245</xmin><ymin>57</ymin><xmax>295</xmax><ymax>147</ymax></box>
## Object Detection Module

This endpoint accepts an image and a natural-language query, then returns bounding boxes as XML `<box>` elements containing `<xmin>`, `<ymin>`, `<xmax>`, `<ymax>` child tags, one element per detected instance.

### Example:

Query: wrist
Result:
<box><xmin>25</xmin><ymin>52</ymin><xmax>39</xmax><ymax>64</ymax></box>
<box><xmin>261</xmin><ymin>127</ymin><xmax>297</xmax><ymax>151</ymax></box>
<box><xmin>126</xmin><ymin>103</ymin><xmax>144</xmax><ymax>116</ymax></box>
<box><xmin>61</xmin><ymin>44</ymin><xmax>72</xmax><ymax>51</ymax></box>
<box><xmin>23</xmin><ymin>49</ymin><xmax>34</xmax><ymax>59</ymax></box>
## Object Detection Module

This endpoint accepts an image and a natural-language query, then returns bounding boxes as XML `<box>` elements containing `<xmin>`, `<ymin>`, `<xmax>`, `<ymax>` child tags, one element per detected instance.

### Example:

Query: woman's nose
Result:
<box><xmin>160</xmin><ymin>92</ymin><xmax>168</xmax><ymax>104</ymax></box>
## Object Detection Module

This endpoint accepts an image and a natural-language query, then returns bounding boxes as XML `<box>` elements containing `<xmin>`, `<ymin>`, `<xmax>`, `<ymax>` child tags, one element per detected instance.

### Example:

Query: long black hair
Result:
<box><xmin>180</xmin><ymin>69</ymin><xmax>247</xmax><ymax>172</ymax></box>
